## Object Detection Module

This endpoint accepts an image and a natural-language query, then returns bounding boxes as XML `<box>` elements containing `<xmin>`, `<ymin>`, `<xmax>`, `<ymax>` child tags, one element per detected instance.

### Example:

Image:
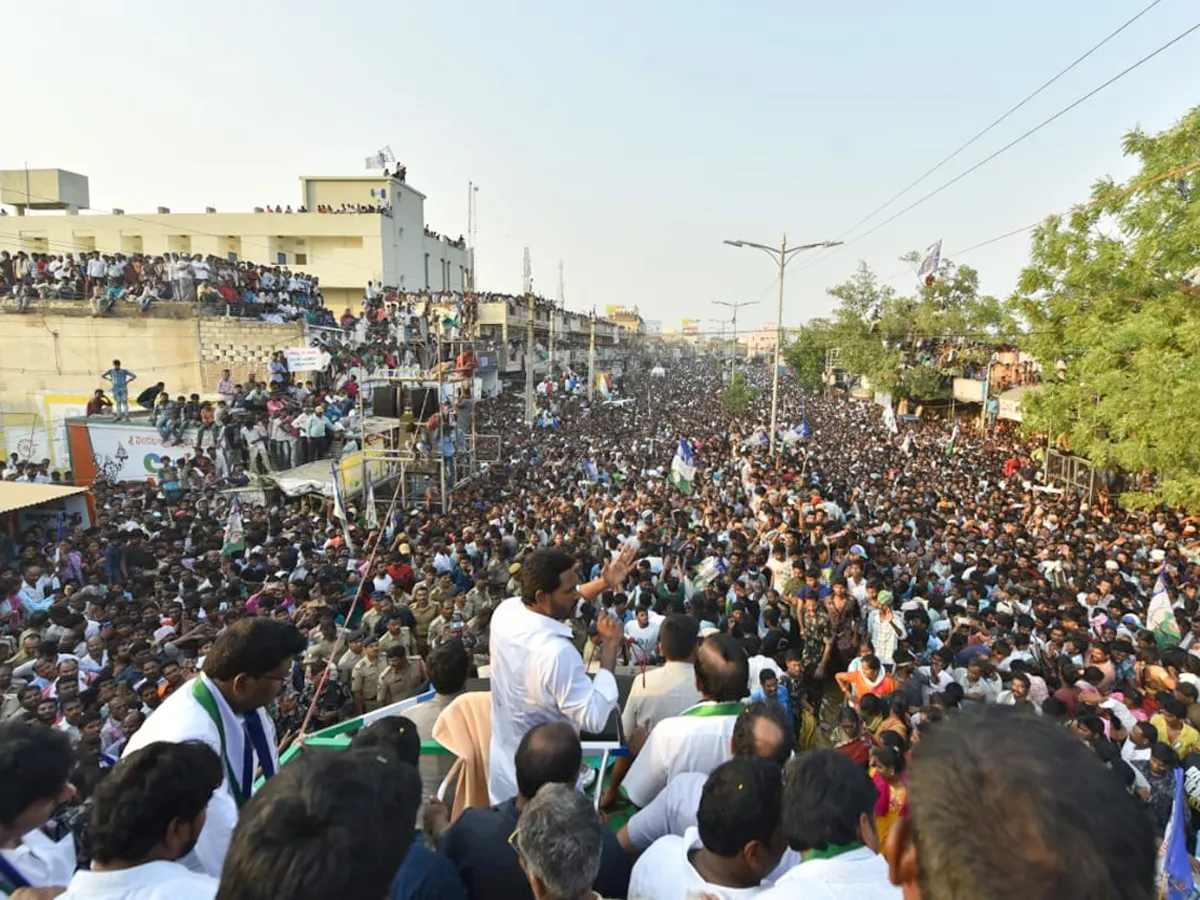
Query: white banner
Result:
<box><xmin>82</xmin><ymin>422</ymin><xmax>199</xmax><ymax>483</ymax></box>
<box><xmin>285</xmin><ymin>346</ymin><xmax>329</xmax><ymax>372</ymax></box>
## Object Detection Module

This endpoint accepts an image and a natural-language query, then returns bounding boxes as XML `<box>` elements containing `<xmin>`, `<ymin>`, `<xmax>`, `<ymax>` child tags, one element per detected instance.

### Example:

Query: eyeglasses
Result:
<box><xmin>507</xmin><ymin>828</ymin><xmax>523</xmax><ymax>860</ymax></box>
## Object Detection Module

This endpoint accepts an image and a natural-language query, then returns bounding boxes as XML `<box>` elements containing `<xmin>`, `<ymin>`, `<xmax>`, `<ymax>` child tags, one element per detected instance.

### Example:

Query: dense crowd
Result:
<box><xmin>0</xmin><ymin>326</ymin><xmax>1184</xmax><ymax>898</ymax></box>
<box><xmin>0</xmin><ymin>250</ymin><xmax>333</xmax><ymax>324</ymax></box>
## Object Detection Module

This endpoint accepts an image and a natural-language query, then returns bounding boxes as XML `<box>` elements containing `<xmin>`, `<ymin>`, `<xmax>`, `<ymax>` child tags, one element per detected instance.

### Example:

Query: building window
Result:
<box><xmin>277</xmin><ymin>252</ymin><xmax>287</xmax><ymax>265</ymax></box>
<box><xmin>424</xmin><ymin>253</ymin><xmax>430</xmax><ymax>290</ymax></box>
<box><xmin>442</xmin><ymin>258</ymin><xmax>448</xmax><ymax>290</ymax></box>
<box><xmin>295</xmin><ymin>253</ymin><xmax>307</xmax><ymax>265</ymax></box>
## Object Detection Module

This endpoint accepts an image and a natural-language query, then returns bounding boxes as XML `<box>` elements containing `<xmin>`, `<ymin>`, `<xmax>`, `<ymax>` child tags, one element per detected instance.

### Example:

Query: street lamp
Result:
<box><xmin>712</xmin><ymin>299</ymin><xmax>759</xmax><ymax>382</ymax></box>
<box><xmin>724</xmin><ymin>235</ymin><xmax>843</xmax><ymax>454</ymax></box>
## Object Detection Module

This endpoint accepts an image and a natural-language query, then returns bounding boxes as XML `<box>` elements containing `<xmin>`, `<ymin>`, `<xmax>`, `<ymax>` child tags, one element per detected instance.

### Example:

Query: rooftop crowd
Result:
<box><xmin>0</xmin><ymin>249</ymin><xmax>334</xmax><ymax>325</ymax></box>
<box><xmin>0</xmin><ymin>321</ymin><xmax>1183</xmax><ymax>897</ymax></box>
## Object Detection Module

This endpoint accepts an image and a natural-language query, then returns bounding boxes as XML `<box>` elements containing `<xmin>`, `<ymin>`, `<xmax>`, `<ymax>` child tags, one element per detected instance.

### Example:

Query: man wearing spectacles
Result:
<box><xmin>122</xmin><ymin>617</ymin><xmax>306</xmax><ymax>879</ymax></box>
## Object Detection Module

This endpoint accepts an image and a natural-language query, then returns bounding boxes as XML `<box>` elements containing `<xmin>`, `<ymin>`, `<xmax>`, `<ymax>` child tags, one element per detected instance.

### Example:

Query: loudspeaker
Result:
<box><xmin>409</xmin><ymin>388</ymin><xmax>438</xmax><ymax>421</ymax></box>
<box><xmin>372</xmin><ymin>387</ymin><xmax>398</xmax><ymax>418</ymax></box>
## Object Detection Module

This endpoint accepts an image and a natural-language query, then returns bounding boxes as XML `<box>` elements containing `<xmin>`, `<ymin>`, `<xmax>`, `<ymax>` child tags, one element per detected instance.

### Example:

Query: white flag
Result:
<box><xmin>917</xmin><ymin>240</ymin><xmax>942</xmax><ymax>286</ymax></box>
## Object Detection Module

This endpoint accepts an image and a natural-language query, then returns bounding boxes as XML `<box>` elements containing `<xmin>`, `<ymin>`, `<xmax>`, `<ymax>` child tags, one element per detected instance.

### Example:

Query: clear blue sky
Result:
<box><xmin>7</xmin><ymin>0</ymin><xmax>1197</xmax><ymax>330</ymax></box>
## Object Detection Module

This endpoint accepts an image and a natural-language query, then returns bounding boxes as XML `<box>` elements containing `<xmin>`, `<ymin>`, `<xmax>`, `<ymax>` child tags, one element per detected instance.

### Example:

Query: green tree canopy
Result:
<box><xmin>781</xmin><ymin>318</ymin><xmax>834</xmax><ymax>392</ymax></box>
<box><xmin>721</xmin><ymin>371</ymin><xmax>761</xmax><ymax>416</ymax></box>
<box><xmin>1014</xmin><ymin>107</ymin><xmax>1200</xmax><ymax>509</ymax></box>
<box><xmin>820</xmin><ymin>259</ymin><xmax>1013</xmax><ymax>401</ymax></box>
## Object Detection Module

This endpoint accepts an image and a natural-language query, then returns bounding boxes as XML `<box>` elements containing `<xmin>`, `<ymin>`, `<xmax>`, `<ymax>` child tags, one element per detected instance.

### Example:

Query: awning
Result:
<box><xmin>0</xmin><ymin>483</ymin><xmax>90</xmax><ymax>516</ymax></box>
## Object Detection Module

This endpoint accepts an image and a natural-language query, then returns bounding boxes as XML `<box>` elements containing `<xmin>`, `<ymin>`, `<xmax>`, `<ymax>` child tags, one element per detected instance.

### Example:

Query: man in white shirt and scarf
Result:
<box><xmin>122</xmin><ymin>618</ymin><xmax>306</xmax><ymax>878</ymax></box>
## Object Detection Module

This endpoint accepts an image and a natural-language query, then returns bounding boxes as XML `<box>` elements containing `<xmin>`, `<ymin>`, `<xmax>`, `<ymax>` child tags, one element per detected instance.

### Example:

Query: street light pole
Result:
<box><xmin>724</xmin><ymin>235</ymin><xmax>843</xmax><ymax>455</ymax></box>
<box><xmin>712</xmin><ymin>299</ymin><xmax>759</xmax><ymax>383</ymax></box>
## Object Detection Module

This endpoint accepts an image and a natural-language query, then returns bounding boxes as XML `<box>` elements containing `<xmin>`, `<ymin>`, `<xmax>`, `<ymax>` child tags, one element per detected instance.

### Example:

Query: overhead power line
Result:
<box><xmin>827</xmin><ymin>0</ymin><xmax>1167</xmax><ymax>246</ymax></box>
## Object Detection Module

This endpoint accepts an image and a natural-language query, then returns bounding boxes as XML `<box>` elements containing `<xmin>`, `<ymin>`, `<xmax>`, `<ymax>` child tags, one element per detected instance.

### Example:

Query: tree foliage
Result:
<box><xmin>782</xmin><ymin>319</ymin><xmax>834</xmax><ymax>392</ymax></box>
<box><xmin>721</xmin><ymin>371</ymin><xmax>761</xmax><ymax>416</ymax></box>
<box><xmin>821</xmin><ymin>259</ymin><xmax>1014</xmax><ymax>401</ymax></box>
<box><xmin>1014</xmin><ymin>107</ymin><xmax>1200</xmax><ymax>509</ymax></box>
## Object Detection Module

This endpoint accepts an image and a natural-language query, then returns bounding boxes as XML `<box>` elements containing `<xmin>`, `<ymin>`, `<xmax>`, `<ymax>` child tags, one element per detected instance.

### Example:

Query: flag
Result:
<box><xmin>583</xmin><ymin>460</ymin><xmax>600</xmax><ymax>481</ymax></box>
<box><xmin>1158</xmin><ymin>768</ymin><xmax>1194</xmax><ymax>899</ymax></box>
<box><xmin>882</xmin><ymin>402</ymin><xmax>898</xmax><ymax>435</ymax></box>
<box><xmin>221</xmin><ymin>497</ymin><xmax>245</xmax><ymax>557</ymax></box>
<box><xmin>364</xmin><ymin>146</ymin><xmax>396</xmax><ymax>170</ymax></box>
<box><xmin>944</xmin><ymin>424</ymin><xmax>959</xmax><ymax>458</ymax></box>
<box><xmin>693</xmin><ymin>556</ymin><xmax>727</xmax><ymax>588</ymax></box>
<box><xmin>669</xmin><ymin>439</ymin><xmax>696</xmax><ymax>495</ymax></box>
<box><xmin>917</xmin><ymin>240</ymin><xmax>942</xmax><ymax>286</ymax></box>
<box><xmin>364</xmin><ymin>478</ymin><xmax>379</xmax><ymax>530</ymax></box>
<box><xmin>901</xmin><ymin>432</ymin><xmax>913</xmax><ymax>456</ymax></box>
<box><xmin>1147</xmin><ymin>569</ymin><xmax>1181</xmax><ymax>648</ymax></box>
<box><xmin>330</xmin><ymin>461</ymin><xmax>355</xmax><ymax>553</ymax></box>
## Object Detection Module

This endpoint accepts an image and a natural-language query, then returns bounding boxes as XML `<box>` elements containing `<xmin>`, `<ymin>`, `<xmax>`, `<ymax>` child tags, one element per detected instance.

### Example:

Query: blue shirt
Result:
<box><xmin>750</xmin><ymin>684</ymin><xmax>795</xmax><ymax>729</ymax></box>
<box><xmin>390</xmin><ymin>830</ymin><xmax>468</xmax><ymax>900</ymax></box>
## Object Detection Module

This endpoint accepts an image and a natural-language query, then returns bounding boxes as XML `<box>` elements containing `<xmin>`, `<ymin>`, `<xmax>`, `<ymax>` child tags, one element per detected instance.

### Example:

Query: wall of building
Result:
<box><xmin>0</xmin><ymin>302</ymin><xmax>303</xmax><ymax>465</ymax></box>
<box><xmin>196</xmin><ymin>317</ymin><xmax>305</xmax><ymax>388</ymax></box>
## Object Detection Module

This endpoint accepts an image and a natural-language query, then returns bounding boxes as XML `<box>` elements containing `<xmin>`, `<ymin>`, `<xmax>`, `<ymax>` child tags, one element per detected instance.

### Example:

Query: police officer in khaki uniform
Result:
<box><xmin>376</xmin><ymin>645</ymin><xmax>427</xmax><ymax>706</ymax></box>
<box><xmin>351</xmin><ymin>635</ymin><xmax>387</xmax><ymax>715</ymax></box>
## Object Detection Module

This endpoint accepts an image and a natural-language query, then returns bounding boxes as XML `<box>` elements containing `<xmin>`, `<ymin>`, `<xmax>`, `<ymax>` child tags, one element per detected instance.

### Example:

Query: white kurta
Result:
<box><xmin>122</xmin><ymin>675</ymin><xmax>279</xmax><ymax>878</ymax></box>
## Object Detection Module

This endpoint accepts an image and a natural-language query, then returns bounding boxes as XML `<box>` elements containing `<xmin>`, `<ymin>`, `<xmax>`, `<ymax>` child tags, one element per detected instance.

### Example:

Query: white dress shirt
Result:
<box><xmin>629</xmin><ymin>827</ymin><xmax>772</xmax><ymax>899</ymax></box>
<box><xmin>0</xmin><ymin>828</ymin><xmax>77</xmax><ymax>892</ymax></box>
<box><xmin>123</xmin><ymin>674</ymin><xmax>279</xmax><ymax>878</ymax></box>
<box><xmin>755</xmin><ymin>845</ymin><xmax>900</xmax><ymax>900</ymax></box>
<box><xmin>59</xmin><ymin>860</ymin><xmax>218</xmax><ymax>900</ymax></box>
<box><xmin>488</xmin><ymin>597</ymin><xmax>619</xmax><ymax>804</ymax></box>
<box><xmin>621</xmin><ymin>701</ymin><xmax>739</xmax><ymax>808</ymax></box>
<box><xmin>625</xmin><ymin>770</ymin><xmax>800</xmax><ymax>882</ymax></box>
<box><xmin>621</xmin><ymin>660</ymin><xmax>701</xmax><ymax>736</ymax></box>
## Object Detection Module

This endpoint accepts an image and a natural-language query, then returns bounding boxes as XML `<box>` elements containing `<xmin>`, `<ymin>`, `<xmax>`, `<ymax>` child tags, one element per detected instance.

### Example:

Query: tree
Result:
<box><xmin>821</xmin><ymin>260</ymin><xmax>1013</xmax><ymax>401</ymax></box>
<box><xmin>1014</xmin><ymin>107</ymin><xmax>1200</xmax><ymax>509</ymax></box>
<box><xmin>721</xmin><ymin>372</ymin><xmax>761</xmax><ymax>416</ymax></box>
<box><xmin>782</xmin><ymin>318</ymin><xmax>834</xmax><ymax>391</ymax></box>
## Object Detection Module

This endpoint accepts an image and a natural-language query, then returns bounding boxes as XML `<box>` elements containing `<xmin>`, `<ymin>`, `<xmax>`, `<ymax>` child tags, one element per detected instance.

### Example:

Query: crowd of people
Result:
<box><xmin>0</xmin><ymin>320</ymin><xmax>1187</xmax><ymax>898</ymax></box>
<box><xmin>0</xmin><ymin>249</ymin><xmax>333</xmax><ymax>324</ymax></box>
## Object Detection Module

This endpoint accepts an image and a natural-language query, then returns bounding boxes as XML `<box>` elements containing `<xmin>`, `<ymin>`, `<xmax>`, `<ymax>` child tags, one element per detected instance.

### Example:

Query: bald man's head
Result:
<box><xmin>732</xmin><ymin>700</ymin><xmax>793</xmax><ymax>767</ymax></box>
<box><xmin>515</xmin><ymin>721</ymin><xmax>583</xmax><ymax>800</ymax></box>
<box><xmin>695</xmin><ymin>634</ymin><xmax>750</xmax><ymax>703</ymax></box>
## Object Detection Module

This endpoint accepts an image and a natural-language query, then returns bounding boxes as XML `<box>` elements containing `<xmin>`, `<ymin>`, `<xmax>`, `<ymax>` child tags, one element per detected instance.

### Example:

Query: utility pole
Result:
<box><xmin>724</xmin><ymin>234</ymin><xmax>843</xmax><ymax>454</ymax></box>
<box><xmin>523</xmin><ymin>248</ymin><xmax>535</xmax><ymax>426</ymax></box>
<box><xmin>587</xmin><ymin>308</ymin><xmax>597</xmax><ymax>401</ymax></box>
<box><xmin>713</xmin><ymin>299</ymin><xmax>759</xmax><ymax>382</ymax></box>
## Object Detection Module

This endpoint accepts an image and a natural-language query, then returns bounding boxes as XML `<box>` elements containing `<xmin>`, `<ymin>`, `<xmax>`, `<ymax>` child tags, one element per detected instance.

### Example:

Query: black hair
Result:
<box><xmin>907</xmin><ymin>705</ymin><xmax>1156</xmax><ymax>900</ymax></box>
<box><xmin>858</xmin><ymin>693</ymin><xmax>885</xmax><ymax>717</ymax></box>
<box><xmin>696</xmin><ymin>634</ymin><xmax>750</xmax><ymax>703</ymax></box>
<box><xmin>781</xmin><ymin>750</ymin><xmax>877</xmax><ymax>852</ymax></box>
<box><xmin>697</xmin><ymin>757</ymin><xmax>782</xmax><ymax>857</ymax></box>
<box><xmin>218</xmin><ymin>749</ymin><xmax>420</xmax><ymax>900</ymax></box>
<box><xmin>659</xmin><ymin>615</ymin><xmax>700</xmax><ymax>661</ymax></box>
<box><xmin>89</xmin><ymin>740</ymin><xmax>222</xmax><ymax>864</ymax></box>
<box><xmin>514</xmin><ymin>721</ymin><xmax>582</xmax><ymax>800</ymax></box>
<box><xmin>0</xmin><ymin>722</ymin><xmax>75</xmax><ymax>826</ymax></box>
<box><xmin>349</xmin><ymin>716</ymin><xmax>421</xmax><ymax>767</ymax></box>
<box><xmin>203</xmin><ymin>618</ymin><xmax>306</xmax><ymax>681</ymax></box>
<box><xmin>425</xmin><ymin>639</ymin><xmax>469</xmax><ymax>696</ymax></box>
<box><xmin>520</xmin><ymin>549</ymin><xmax>577</xmax><ymax>604</ymax></box>
<box><xmin>732</xmin><ymin>700</ymin><xmax>793</xmax><ymax>768</ymax></box>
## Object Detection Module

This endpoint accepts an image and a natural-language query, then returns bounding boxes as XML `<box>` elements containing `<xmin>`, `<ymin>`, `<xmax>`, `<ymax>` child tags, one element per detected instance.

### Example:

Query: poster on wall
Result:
<box><xmin>71</xmin><ymin>420</ymin><xmax>199</xmax><ymax>484</ymax></box>
<box><xmin>285</xmin><ymin>347</ymin><xmax>330</xmax><ymax>372</ymax></box>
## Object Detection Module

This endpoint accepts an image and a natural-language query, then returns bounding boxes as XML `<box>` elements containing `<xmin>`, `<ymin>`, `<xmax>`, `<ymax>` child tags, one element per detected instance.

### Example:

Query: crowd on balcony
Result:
<box><xmin>0</xmin><ymin>249</ymin><xmax>336</xmax><ymax>325</ymax></box>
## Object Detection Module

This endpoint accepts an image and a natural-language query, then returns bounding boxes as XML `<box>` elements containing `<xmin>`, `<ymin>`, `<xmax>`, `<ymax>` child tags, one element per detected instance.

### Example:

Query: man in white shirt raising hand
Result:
<box><xmin>488</xmin><ymin>543</ymin><xmax>637</xmax><ymax>804</ymax></box>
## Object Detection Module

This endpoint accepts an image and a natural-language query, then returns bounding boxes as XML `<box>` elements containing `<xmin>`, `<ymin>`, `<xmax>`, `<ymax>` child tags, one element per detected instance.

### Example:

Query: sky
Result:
<box><xmin>6</xmin><ymin>0</ymin><xmax>1197</xmax><ymax>334</ymax></box>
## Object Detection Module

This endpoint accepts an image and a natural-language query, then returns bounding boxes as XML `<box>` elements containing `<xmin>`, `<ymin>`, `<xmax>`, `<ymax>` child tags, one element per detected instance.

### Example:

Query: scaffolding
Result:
<box><xmin>355</xmin><ymin>330</ymin><xmax>499</xmax><ymax>514</ymax></box>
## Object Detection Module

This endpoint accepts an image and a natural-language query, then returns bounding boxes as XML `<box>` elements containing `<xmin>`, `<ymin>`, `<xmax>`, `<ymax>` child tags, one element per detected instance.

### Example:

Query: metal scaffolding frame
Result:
<box><xmin>354</xmin><ymin>332</ymin><xmax>499</xmax><ymax>514</ymax></box>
